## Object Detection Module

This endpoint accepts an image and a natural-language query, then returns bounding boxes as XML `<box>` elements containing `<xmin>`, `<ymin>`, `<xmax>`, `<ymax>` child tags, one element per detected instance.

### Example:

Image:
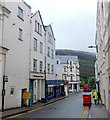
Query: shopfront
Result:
<box><xmin>46</xmin><ymin>80</ymin><xmax>65</xmax><ymax>100</ymax></box>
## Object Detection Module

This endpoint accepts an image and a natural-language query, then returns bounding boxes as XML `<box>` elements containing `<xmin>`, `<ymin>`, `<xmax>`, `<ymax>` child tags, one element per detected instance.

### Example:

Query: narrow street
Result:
<box><xmin>8</xmin><ymin>93</ymin><xmax>85</xmax><ymax>119</ymax></box>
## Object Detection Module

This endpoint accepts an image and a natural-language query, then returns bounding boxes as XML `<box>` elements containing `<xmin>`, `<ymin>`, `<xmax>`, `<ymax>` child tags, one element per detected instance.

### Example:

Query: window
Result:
<box><xmin>18</xmin><ymin>7</ymin><xmax>23</xmax><ymax>19</ymax></box>
<box><xmin>48</xmin><ymin>33</ymin><xmax>53</xmax><ymax>44</ymax></box>
<box><xmin>51</xmin><ymin>49</ymin><xmax>54</xmax><ymax>58</ymax></box>
<box><xmin>47</xmin><ymin>47</ymin><xmax>50</xmax><ymax>57</ymax></box>
<box><xmin>34</xmin><ymin>82</ymin><xmax>36</xmax><ymax>88</ymax></box>
<box><xmin>33</xmin><ymin>59</ymin><xmax>37</xmax><ymax>71</ymax></box>
<box><xmin>40</xmin><ymin>25</ymin><xmax>42</xmax><ymax>35</ymax></box>
<box><xmin>35</xmin><ymin>20</ymin><xmax>42</xmax><ymax>35</ymax></box>
<box><xmin>35</xmin><ymin>20</ymin><xmax>38</xmax><ymax>32</ymax></box>
<box><xmin>65</xmin><ymin>75</ymin><xmax>67</xmax><ymax>80</ymax></box>
<box><xmin>70</xmin><ymin>67</ymin><xmax>73</xmax><ymax>72</ymax></box>
<box><xmin>70</xmin><ymin>61</ymin><xmax>72</xmax><ymax>65</ymax></box>
<box><xmin>70</xmin><ymin>76</ymin><xmax>73</xmax><ymax>81</ymax></box>
<box><xmin>64</xmin><ymin>67</ymin><xmax>67</xmax><ymax>72</ymax></box>
<box><xmin>57</xmin><ymin>60</ymin><xmax>59</xmax><ymax>64</ymax></box>
<box><xmin>40</xmin><ymin>42</ymin><xmax>43</xmax><ymax>54</ymax></box>
<box><xmin>40</xmin><ymin>61</ymin><xmax>43</xmax><ymax>73</ymax></box>
<box><xmin>34</xmin><ymin>38</ymin><xmax>37</xmax><ymax>51</ymax></box>
<box><xmin>47</xmin><ymin>64</ymin><xmax>50</xmax><ymax>74</ymax></box>
<box><xmin>18</xmin><ymin>28</ymin><xmax>23</xmax><ymax>40</ymax></box>
<box><xmin>51</xmin><ymin>65</ymin><xmax>54</xmax><ymax>74</ymax></box>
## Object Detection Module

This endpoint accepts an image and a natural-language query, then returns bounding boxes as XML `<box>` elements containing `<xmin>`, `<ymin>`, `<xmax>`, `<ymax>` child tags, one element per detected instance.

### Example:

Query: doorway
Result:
<box><xmin>29</xmin><ymin>80</ymin><xmax>34</xmax><ymax>105</ymax></box>
<box><xmin>21</xmin><ymin>88</ymin><xmax>27</xmax><ymax>107</ymax></box>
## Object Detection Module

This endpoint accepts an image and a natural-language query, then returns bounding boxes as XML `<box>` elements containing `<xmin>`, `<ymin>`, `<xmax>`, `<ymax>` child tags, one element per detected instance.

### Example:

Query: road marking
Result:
<box><xmin>81</xmin><ymin>106</ymin><xmax>90</xmax><ymax>120</ymax></box>
<box><xmin>2</xmin><ymin>98</ymin><xmax>66</xmax><ymax>120</ymax></box>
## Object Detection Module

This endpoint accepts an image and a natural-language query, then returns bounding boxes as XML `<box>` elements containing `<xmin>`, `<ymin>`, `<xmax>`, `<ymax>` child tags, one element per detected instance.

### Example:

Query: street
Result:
<box><xmin>6</xmin><ymin>93</ymin><xmax>86</xmax><ymax>119</ymax></box>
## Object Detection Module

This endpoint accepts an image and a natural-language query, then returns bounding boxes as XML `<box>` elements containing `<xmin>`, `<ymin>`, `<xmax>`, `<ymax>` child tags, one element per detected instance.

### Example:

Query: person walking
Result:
<box><xmin>93</xmin><ymin>90</ymin><xmax>98</xmax><ymax>104</ymax></box>
<box><xmin>97</xmin><ymin>91</ymin><xmax>102</xmax><ymax>104</ymax></box>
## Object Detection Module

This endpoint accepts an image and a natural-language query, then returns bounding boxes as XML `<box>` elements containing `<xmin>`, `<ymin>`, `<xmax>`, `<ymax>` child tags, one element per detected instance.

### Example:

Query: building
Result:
<box><xmin>0</xmin><ymin>1</ymin><xmax>31</xmax><ymax>110</ymax></box>
<box><xmin>44</xmin><ymin>25</ymin><xmax>65</xmax><ymax>100</ymax></box>
<box><xmin>56</xmin><ymin>55</ymin><xmax>80</xmax><ymax>92</ymax></box>
<box><xmin>95</xmin><ymin>0</ymin><xmax>110</xmax><ymax>115</ymax></box>
<box><xmin>29</xmin><ymin>11</ymin><xmax>45</xmax><ymax>105</ymax></box>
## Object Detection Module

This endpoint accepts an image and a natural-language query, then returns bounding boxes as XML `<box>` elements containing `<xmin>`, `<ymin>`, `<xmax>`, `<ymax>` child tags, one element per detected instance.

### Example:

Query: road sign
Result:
<box><xmin>22</xmin><ymin>92</ymin><xmax>31</xmax><ymax>99</ymax></box>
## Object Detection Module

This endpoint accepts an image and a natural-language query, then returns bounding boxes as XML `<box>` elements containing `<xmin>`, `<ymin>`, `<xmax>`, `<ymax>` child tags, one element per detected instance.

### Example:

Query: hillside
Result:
<box><xmin>56</xmin><ymin>49</ymin><xmax>96</xmax><ymax>82</ymax></box>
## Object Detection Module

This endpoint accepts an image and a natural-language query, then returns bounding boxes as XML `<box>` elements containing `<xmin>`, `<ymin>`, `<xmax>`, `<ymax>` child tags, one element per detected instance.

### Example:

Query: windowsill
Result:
<box><xmin>17</xmin><ymin>15</ymin><xmax>24</xmax><ymax>21</ymax></box>
<box><xmin>18</xmin><ymin>38</ymin><xmax>23</xmax><ymax>41</ymax></box>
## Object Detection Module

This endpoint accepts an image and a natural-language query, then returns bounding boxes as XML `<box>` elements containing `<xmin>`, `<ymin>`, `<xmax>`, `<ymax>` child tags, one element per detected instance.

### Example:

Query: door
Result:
<box><xmin>30</xmin><ymin>80</ymin><xmax>34</xmax><ymax>105</ymax></box>
<box><xmin>21</xmin><ymin>88</ymin><xmax>27</xmax><ymax>107</ymax></box>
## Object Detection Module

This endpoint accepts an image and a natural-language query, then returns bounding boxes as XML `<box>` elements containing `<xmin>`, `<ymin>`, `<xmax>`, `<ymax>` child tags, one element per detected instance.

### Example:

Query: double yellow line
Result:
<box><xmin>1</xmin><ymin>98</ymin><xmax>66</xmax><ymax>120</ymax></box>
<box><xmin>81</xmin><ymin>106</ymin><xmax>90</xmax><ymax>120</ymax></box>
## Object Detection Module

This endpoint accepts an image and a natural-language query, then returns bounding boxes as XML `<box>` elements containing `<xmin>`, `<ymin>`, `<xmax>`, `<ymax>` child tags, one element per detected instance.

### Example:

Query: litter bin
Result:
<box><xmin>82</xmin><ymin>92</ymin><xmax>91</xmax><ymax>106</ymax></box>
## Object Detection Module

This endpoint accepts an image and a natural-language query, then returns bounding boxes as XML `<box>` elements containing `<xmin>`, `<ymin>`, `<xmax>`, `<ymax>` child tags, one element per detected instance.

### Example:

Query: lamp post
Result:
<box><xmin>2</xmin><ymin>75</ymin><xmax>8</xmax><ymax>112</ymax></box>
<box><xmin>0</xmin><ymin>47</ymin><xmax>9</xmax><ymax>112</ymax></box>
<box><xmin>88</xmin><ymin>45</ymin><xmax>100</xmax><ymax>92</ymax></box>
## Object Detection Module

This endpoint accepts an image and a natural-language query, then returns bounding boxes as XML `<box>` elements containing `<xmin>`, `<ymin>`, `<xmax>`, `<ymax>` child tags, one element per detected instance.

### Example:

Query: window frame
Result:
<box><xmin>47</xmin><ymin>64</ymin><xmax>50</xmax><ymax>74</ymax></box>
<box><xmin>34</xmin><ymin>38</ymin><xmax>37</xmax><ymax>51</ymax></box>
<box><xmin>39</xmin><ymin>61</ymin><xmax>43</xmax><ymax>73</ymax></box>
<box><xmin>18</xmin><ymin>28</ymin><xmax>23</xmax><ymax>41</ymax></box>
<box><xmin>18</xmin><ymin>7</ymin><xmax>24</xmax><ymax>20</ymax></box>
<box><xmin>40</xmin><ymin>42</ymin><xmax>43</xmax><ymax>54</ymax></box>
<box><xmin>33</xmin><ymin>59</ymin><xmax>37</xmax><ymax>72</ymax></box>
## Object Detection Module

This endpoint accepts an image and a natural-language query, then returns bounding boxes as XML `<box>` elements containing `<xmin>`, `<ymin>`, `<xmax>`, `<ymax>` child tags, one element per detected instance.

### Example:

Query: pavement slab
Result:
<box><xmin>89</xmin><ymin>104</ymin><xmax>109</xmax><ymax>118</ymax></box>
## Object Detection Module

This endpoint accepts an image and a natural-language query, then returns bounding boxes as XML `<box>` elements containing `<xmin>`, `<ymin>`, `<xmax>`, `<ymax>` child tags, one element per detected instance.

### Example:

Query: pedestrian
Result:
<box><xmin>97</xmin><ymin>91</ymin><xmax>102</xmax><ymax>104</ymax></box>
<box><xmin>93</xmin><ymin>90</ymin><xmax>98</xmax><ymax>105</ymax></box>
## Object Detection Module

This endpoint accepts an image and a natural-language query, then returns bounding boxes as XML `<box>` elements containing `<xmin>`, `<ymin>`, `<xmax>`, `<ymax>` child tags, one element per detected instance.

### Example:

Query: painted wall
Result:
<box><xmin>0</xmin><ymin>1</ymin><xmax>31</xmax><ymax>109</ymax></box>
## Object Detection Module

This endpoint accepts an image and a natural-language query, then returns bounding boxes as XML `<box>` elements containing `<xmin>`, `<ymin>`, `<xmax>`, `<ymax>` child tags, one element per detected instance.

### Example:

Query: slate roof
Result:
<box><xmin>56</xmin><ymin>55</ymin><xmax>78</xmax><ymax>64</ymax></box>
<box><xmin>55</xmin><ymin>64</ymin><xmax>63</xmax><ymax>75</ymax></box>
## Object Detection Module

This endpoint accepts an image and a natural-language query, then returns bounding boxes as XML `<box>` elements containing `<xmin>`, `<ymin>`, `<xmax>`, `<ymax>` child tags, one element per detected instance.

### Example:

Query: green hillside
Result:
<box><xmin>56</xmin><ymin>49</ymin><xmax>96</xmax><ymax>82</ymax></box>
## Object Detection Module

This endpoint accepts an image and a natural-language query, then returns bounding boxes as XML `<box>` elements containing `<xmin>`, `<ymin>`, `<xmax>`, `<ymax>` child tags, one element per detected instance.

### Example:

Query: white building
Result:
<box><xmin>29</xmin><ymin>11</ymin><xmax>45</xmax><ymax>104</ymax></box>
<box><xmin>56</xmin><ymin>55</ymin><xmax>80</xmax><ymax>92</ymax></box>
<box><xmin>95</xmin><ymin>0</ymin><xmax>110</xmax><ymax>114</ymax></box>
<box><xmin>0</xmin><ymin>1</ymin><xmax>31</xmax><ymax>110</ymax></box>
<box><xmin>44</xmin><ymin>25</ymin><xmax>57</xmax><ymax>100</ymax></box>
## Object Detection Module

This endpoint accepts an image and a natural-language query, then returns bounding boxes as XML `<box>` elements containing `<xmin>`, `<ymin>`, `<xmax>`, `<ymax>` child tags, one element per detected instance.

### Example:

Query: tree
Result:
<box><xmin>87</xmin><ymin>77</ymin><xmax>96</xmax><ymax>90</ymax></box>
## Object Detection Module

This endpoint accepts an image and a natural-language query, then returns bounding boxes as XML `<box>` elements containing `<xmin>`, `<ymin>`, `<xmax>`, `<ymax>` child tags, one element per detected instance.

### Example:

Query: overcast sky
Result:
<box><xmin>26</xmin><ymin>0</ymin><xmax>97</xmax><ymax>53</ymax></box>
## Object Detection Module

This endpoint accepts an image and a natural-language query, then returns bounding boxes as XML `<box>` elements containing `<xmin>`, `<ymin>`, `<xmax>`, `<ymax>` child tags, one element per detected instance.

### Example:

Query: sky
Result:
<box><xmin>26</xmin><ymin>0</ymin><xmax>97</xmax><ymax>53</ymax></box>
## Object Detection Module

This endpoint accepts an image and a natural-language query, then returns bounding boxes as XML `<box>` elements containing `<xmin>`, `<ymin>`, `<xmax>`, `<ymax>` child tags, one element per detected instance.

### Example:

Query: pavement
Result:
<box><xmin>0</xmin><ymin>96</ymin><xmax>67</xmax><ymax>119</ymax></box>
<box><xmin>89</xmin><ymin>103</ymin><xmax>109</xmax><ymax>119</ymax></box>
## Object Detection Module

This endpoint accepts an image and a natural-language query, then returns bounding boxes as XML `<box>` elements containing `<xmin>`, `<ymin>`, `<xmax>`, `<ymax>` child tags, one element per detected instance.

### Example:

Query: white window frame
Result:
<box><xmin>33</xmin><ymin>59</ymin><xmax>37</xmax><ymax>72</ymax></box>
<box><xmin>51</xmin><ymin>65</ymin><xmax>54</xmax><ymax>74</ymax></box>
<box><xmin>40</xmin><ymin>61</ymin><xmax>43</xmax><ymax>73</ymax></box>
<box><xmin>51</xmin><ymin>49</ymin><xmax>54</xmax><ymax>58</ymax></box>
<box><xmin>18</xmin><ymin>28</ymin><xmax>23</xmax><ymax>40</ymax></box>
<box><xmin>48</xmin><ymin>64</ymin><xmax>50</xmax><ymax>74</ymax></box>
<box><xmin>34</xmin><ymin>38</ymin><xmax>37</xmax><ymax>51</ymax></box>
<box><xmin>18</xmin><ymin>7</ymin><xmax>23</xmax><ymax>19</ymax></box>
<box><xmin>47</xmin><ymin>47</ymin><xmax>50</xmax><ymax>57</ymax></box>
<box><xmin>40</xmin><ymin>42</ymin><xmax>43</xmax><ymax>54</ymax></box>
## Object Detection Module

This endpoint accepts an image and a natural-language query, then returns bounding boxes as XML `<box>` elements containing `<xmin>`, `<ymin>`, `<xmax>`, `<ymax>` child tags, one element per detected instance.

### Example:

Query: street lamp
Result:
<box><xmin>2</xmin><ymin>75</ymin><xmax>8</xmax><ymax>112</ymax></box>
<box><xmin>0</xmin><ymin>47</ymin><xmax>9</xmax><ymax>112</ymax></box>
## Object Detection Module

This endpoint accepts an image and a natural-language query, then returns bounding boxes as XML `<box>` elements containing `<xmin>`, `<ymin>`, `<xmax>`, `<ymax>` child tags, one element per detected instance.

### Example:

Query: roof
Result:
<box><xmin>55</xmin><ymin>64</ymin><xmax>63</xmax><ymax>75</ymax></box>
<box><xmin>56</xmin><ymin>55</ymin><xmax>78</xmax><ymax>64</ymax></box>
<box><xmin>44</xmin><ymin>25</ymin><xmax>56</xmax><ymax>40</ymax></box>
<box><xmin>31</xmin><ymin>10</ymin><xmax>45</xmax><ymax>30</ymax></box>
